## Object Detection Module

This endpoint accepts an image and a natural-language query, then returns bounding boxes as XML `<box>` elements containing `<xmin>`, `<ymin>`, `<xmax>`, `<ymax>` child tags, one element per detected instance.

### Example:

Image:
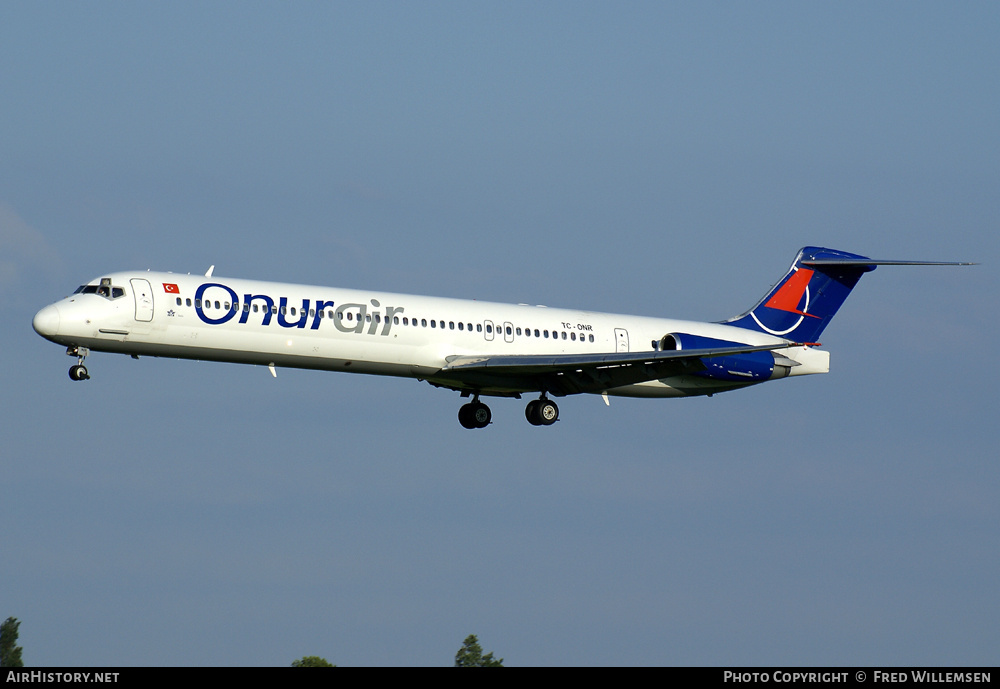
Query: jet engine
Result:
<box><xmin>658</xmin><ymin>332</ymin><xmax>794</xmax><ymax>382</ymax></box>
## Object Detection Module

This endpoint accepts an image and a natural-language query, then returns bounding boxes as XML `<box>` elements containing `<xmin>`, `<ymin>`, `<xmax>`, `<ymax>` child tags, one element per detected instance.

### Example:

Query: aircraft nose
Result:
<box><xmin>32</xmin><ymin>304</ymin><xmax>61</xmax><ymax>338</ymax></box>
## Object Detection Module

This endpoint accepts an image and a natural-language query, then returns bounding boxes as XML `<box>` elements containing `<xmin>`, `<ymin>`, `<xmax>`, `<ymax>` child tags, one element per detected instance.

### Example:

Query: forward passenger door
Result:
<box><xmin>131</xmin><ymin>279</ymin><xmax>154</xmax><ymax>322</ymax></box>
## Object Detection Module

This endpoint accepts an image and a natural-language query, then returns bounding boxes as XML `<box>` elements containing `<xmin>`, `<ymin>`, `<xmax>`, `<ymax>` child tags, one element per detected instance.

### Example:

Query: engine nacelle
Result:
<box><xmin>659</xmin><ymin>332</ymin><xmax>791</xmax><ymax>382</ymax></box>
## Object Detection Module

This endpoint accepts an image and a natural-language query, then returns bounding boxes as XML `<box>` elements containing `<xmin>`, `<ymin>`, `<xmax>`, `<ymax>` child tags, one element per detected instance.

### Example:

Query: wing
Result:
<box><xmin>432</xmin><ymin>342</ymin><xmax>804</xmax><ymax>397</ymax></box>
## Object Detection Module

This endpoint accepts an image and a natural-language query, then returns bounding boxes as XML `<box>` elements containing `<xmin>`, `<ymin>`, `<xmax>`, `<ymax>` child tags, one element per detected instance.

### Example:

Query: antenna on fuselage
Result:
<box><xmin>205</xmin><ymin>265</ymin><xmax>215</xmax><ymax>277</ymax></box>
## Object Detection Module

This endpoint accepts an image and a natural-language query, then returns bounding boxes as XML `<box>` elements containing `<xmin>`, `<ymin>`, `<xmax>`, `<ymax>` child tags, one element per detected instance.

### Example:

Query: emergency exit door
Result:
<box><xmin>614</xmin><ymin>328</ymin><xmax>629</xmax><ymax>352</ymax></box>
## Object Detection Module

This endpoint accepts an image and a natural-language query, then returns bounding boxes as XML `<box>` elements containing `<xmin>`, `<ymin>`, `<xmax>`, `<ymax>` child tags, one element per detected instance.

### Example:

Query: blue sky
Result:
<box><xmin>1</xmin><ymin>2</ymin><xmax>996</xmax><ymax>666</ymax></box>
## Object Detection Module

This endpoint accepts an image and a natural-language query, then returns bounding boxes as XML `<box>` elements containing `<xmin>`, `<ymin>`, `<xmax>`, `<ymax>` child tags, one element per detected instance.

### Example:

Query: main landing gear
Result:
<box><xmin>67</xmin><ymin>346</ymin><xmax>90</xmax><ymax>381</ymax></box>
<box><xmin>457</xmin><ymin>394</ymin><xmax>560</xmax><ymax>429</ymax></box>
<box><xmin>458</xmin><ymin>397</ymin><xmax>492</xmax><ymax>429</ymax></box>
<box><xmin>525</xmin><ymin>397</ymin><xmax>559</xmax><ymax>426</ymax></box>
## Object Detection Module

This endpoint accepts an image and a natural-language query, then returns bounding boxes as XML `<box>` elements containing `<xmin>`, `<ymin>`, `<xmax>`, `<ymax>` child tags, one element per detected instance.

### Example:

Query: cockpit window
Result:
<box><xmin>74</xmin><ymin>280</ymin><xmax>127</xmax><ymax>300</ymax></box>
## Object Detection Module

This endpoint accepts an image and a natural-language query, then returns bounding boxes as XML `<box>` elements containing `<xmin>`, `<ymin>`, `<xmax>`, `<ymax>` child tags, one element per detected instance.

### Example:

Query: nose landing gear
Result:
<box><xmin>67</xmin><ymin>347</ymin><xmax>91</xmax><ymax>381</ymax></box>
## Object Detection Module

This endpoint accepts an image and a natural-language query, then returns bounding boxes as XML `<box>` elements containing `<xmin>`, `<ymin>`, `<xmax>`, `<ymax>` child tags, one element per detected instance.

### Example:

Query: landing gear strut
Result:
<box><xmin>458</xmin><ymin>397</ymin><xmax>492</xmax><ymax>429</ymax></box>
<box><xmin>525</xmin><ymin>396</ymin><xmax>558</xmax><ymax>426</ymax></box>
<box><xmin>67</xmin><ymin>346</ymin><xmax>90</xmax><ymax>381</ymax></box>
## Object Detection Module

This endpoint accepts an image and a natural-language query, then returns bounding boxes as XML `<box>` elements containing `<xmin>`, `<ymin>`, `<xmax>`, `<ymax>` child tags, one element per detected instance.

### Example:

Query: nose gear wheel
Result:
<box><xmin>67</xmin><ymin>347</ymin><xmax>91</xmax><ymax>381</ymax></box>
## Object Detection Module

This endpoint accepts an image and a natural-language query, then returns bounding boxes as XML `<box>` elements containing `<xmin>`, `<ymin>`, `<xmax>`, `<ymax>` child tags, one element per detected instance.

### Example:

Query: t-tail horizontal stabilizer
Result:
<box><xmin>724</xmin><ymin>246</ymin><xmax>974</xmax><ymax>343</ymax></box>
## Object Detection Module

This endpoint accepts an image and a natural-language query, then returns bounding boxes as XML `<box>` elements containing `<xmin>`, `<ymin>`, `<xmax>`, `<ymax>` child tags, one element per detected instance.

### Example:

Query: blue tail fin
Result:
<box><xmin>724</xmin><ymin>247</ymin><xmax>876</xmax><ymax>342</ymax></box>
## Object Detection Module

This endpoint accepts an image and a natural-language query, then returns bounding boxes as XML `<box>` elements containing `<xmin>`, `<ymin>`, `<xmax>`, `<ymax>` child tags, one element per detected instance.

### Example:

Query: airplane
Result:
<box><xmin>32</xmin><ymin>246</ymin><xmax>972</xmax><ymax>428</ymax></box>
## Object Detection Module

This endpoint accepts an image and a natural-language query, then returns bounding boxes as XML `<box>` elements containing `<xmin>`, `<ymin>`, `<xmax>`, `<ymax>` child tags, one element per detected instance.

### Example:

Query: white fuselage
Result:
<box><xmin>33</xmin><ymin>270</ymin><xmax>830</xmax><ymax>399</ymax></box>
